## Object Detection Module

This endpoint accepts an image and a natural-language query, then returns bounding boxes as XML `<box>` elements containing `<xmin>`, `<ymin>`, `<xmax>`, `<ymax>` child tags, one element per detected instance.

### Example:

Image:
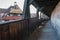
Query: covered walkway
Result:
<box><xmin>0</xmin><ymin>0</ymin><xmax>60</xmax><ymax>40</ymax></box>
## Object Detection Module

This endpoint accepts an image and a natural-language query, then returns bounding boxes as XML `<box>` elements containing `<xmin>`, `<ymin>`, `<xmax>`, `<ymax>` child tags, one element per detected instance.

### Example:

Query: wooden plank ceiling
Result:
<box><xmin>33</xmin><ymin>0</ymin><xmax>59</xmax><ymax>17</ymax></box>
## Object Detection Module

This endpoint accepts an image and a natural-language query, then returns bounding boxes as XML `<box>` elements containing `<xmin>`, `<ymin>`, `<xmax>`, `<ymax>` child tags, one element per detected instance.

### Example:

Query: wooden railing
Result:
<box><xmin>0</xmin><ymin>18</ymin><xmax>42</xmax><ymax>40</ymax></box>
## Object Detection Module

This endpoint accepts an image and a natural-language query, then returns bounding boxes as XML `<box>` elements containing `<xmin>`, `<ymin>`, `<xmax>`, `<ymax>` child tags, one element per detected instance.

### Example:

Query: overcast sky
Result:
<box><xmin>0</xmin><ymin>0</ymin><xmax>24</xmax><ymax>10</ymax></box>
<box><xmin>0</xmin><ymin>0</ymin><xmax>37</xmax><ymax>13</ymax></box>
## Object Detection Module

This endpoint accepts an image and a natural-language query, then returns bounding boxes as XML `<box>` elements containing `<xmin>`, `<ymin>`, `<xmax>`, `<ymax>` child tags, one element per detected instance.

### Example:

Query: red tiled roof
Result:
<box><xmin>3</xmin><ymin>16</ymin><xmax>22</xmax><ymax>21</ymax></box>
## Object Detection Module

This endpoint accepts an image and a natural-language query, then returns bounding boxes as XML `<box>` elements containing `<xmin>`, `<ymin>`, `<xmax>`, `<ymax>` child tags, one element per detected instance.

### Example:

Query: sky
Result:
<box><xmin>0</xmin><ymin>0</ymin><xmax>37</xmax><ymax>13</ymax></box>
<box><xmin>0</xmin><ymin>0</ymin><xmax>24</xmax><ymax>10</ymax></box>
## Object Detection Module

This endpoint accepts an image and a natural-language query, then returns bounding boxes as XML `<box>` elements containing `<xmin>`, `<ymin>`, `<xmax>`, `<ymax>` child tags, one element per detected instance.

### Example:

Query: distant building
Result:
<box><xmin>0</xmin><ymin>2</ymin><xmax>22</xmax><ymax>17</ymax></box>
<box><xmin>8</xmin><ymin>2</ymin><xmax>22</xmax><ymax>16</ymax></box>
<box><xmin>0</xmin><ymin>2</ymin><xmax>22</xmax><ymax>21</ymax></box>
<box><xmin>0</xmin><ymin>9</ymin><xmax>7</xmax><ymax>13</ymax></box>
<box><xmin>0</xmin><ymin>8</ymin><xmax>8</xmax><ymax>18</ymax></box>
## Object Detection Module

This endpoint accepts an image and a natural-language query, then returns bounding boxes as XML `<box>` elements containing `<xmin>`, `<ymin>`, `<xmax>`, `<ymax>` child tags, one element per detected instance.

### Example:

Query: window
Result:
<box><xmin>30</xmin><ymin>4</ymin><xmax>37</xmax><ymax>18</ymax></box>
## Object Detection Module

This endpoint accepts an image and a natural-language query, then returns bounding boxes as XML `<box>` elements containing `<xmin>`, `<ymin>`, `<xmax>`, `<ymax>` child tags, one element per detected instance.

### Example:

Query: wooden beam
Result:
<box><xmin>22</xmin><ymin>0</ymin><xmax>30</xmax><ymax>19</ymax></box>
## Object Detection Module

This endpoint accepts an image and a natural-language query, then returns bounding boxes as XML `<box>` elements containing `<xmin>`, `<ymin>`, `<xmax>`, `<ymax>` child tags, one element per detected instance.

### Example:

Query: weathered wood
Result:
<box><xmin>0</xmin><ymin>24</ymin><xmax>9</xmax><ymax>40</ymax></box>
<box><xmin>0</xmin><ymin>18</ymin><xmax>41</xmax><ymax>40</ymax></box>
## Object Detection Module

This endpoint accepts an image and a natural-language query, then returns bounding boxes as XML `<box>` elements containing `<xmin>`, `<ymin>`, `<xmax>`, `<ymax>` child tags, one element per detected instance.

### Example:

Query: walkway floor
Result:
<box><xmin>28</xmin><ymin>21</ymin><xmax>58</xmax><ymax>40</ymax></box>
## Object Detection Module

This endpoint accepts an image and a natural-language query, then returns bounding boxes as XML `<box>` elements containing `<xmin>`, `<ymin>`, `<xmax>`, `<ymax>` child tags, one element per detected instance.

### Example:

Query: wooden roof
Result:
<box><xmin>32</xmin><ymin>0</ymin><xmax>59</xmax><ymax>17</ymax></box>
<box><xmin>0</xmin><ymin>8</ymin><xmax>7</xmax><ymax>13</ymax></box>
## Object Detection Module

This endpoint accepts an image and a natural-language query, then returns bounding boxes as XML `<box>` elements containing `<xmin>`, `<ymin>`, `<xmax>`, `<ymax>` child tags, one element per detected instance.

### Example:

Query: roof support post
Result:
<box><xmin>37</xmin><ymin>8</ymin><xmax>39</xmax><ymax>19</ymax></box>
<box><xmin>22</xmin><ymin>0</ymin><xmax>30</xmax><ymax>19</ymax></box>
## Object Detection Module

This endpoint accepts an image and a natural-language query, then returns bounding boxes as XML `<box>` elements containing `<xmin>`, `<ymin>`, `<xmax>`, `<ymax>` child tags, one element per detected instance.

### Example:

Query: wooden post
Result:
<box><xmin>37</xmin><ymin>8</ymin><xmax>39</xmax><ymax>19</ymax></box>
<box><xmin>22</xmin><ymin>0</ymin><xmax>30</xmax><ymax>19</ymax></box>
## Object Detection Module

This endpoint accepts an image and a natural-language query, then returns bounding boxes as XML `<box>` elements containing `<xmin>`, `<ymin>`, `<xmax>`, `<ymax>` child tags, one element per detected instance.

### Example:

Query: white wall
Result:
<box><xmin>51</xmin><ymin>2</ymin><xmax>60</xmax><ymax>39</ymax></box>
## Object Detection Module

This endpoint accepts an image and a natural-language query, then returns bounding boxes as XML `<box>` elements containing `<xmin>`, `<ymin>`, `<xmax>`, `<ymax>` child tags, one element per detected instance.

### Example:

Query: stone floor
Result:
<box><xmin>28</xmin><ymin>21</ymin><xmax>58</xmax><ymax>40</ymax></box>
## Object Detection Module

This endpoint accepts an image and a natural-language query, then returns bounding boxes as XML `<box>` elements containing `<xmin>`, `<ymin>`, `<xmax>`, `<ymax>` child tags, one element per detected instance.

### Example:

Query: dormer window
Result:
<box><xmin>11</xmin><ymin>8</ymin><xmax>13</xmax><ymax>10</ymax></box>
